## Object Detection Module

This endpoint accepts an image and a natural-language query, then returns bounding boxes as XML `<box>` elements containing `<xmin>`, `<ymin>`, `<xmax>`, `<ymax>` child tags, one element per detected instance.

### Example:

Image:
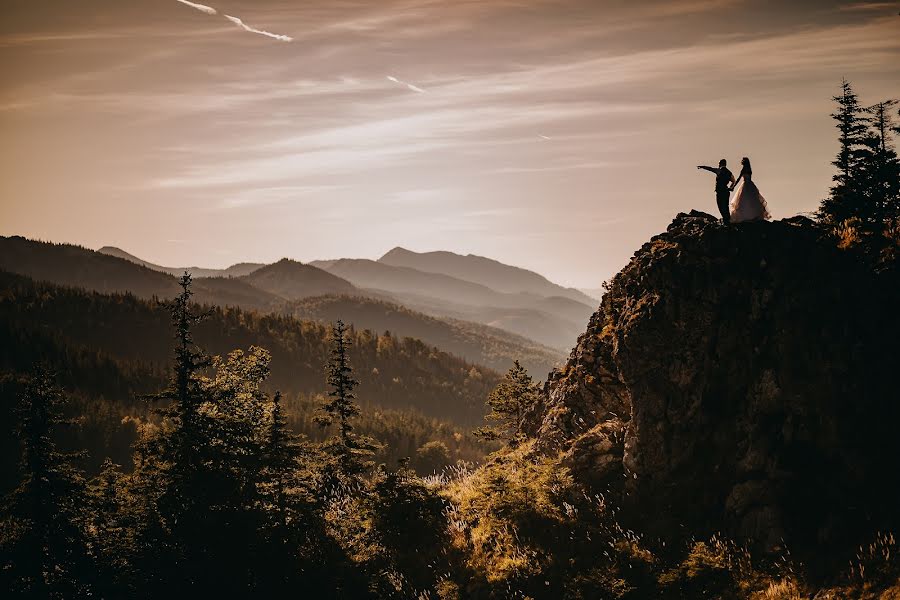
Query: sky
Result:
<box><xmin>1</xmin><ymin>0</ymin><xmax>899</xmax><ymax>288</ymax></box>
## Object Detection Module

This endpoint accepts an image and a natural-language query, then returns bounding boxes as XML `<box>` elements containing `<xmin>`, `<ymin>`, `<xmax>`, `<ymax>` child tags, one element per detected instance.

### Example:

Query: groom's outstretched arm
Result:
<box><xmin>696</xmin><ymin>165</ymin><xmax>717</xmax><ymax>174</ymax></box>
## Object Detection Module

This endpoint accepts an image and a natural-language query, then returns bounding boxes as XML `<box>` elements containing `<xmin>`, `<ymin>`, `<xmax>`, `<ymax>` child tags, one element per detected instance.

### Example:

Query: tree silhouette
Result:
<box><xmin>129</xmin><ymin>272</ymin><xmax>215</xmax><ymax>595</ymax></box>
<box><xmin>316</xmin><ymin>320</ymin><xmax>379</xmax><ymax>482</ymax></box>
<box><xmin>0</xmin><ymin>368</ymin><xmax>96</xmax><ymax>599</ymax></box>
<box><xmin>819</xmin><ymin>80</ymin><xmax>873</xmax><ymax>225</ymax></box>
<box><xmin>864</xmin><ymin>99</ymin><xmax>900</xmax><ymax>225</ymax></box>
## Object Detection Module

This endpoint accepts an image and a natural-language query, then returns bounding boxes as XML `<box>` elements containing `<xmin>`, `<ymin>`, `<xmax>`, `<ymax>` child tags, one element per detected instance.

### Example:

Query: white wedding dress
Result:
<box><xmin>729</xmin><ymin>168</ymin><xmax>770</xmax><ymax>223</ymax></box>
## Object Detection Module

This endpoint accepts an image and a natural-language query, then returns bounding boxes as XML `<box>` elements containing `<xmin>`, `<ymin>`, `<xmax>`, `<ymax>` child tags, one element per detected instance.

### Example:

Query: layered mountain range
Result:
<box><xmin>1</xmin><ymin>236</ymin><xmax>592</xmax><ymax>376</ymax></box>
<box><xmin>98</xmin><ymin>240</ymin><xmax>594</xmax><ymax>355</ymax></box>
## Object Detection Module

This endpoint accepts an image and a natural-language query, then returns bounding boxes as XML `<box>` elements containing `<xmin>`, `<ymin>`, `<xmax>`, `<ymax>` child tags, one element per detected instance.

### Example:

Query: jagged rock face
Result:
<box><xmin>540</xmin><ymin>211</ymin><xmax>900</xmax><ymax>555</ymax></box>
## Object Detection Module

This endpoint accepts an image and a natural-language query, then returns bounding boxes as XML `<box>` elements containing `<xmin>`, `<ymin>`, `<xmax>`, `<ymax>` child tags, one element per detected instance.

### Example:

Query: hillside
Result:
<box><xmin>91</xmin><ymin>243</ymin><xmax>594</xmax><ymax>351</ymax></box>
<box><xmin>287</xmin><ymin>294</ymin><xmax>561</xmax><ymax>377</ymax></box>
<box><xmin>396</xmin><ymin>294</ymin><xmax>586</xmax><ymax>350</ymax></box>
<box><xmin>239</xmin><ymin>258</ymin><xmax>358</xmax><ymax>300</ymax></box>
<box><xmin>98</xmin><ymin>246</ymin><xmax>264</xmax><ymax>278</ymax></box>
<box><xmin>379</xmin><ymin>246</ymin><xmax>595</xmax><ymax>305</ymax></box>
<box><xmin>316</xmin><ymin>257</ymin><xmax>594</xmax><ymax>349</ymax></box>
<box><xmin>0</xmin><ymin>270</ymin><xmax>497</xmax><ymax>426</ymax></box>
<box><xmin>0</xmin><ymin>237</ymin><xmax>564</xmax><ymax>376</ymax></box>
<box><xmin>312</xmin><ymin>258</ymin><xmax>506</xmax><ymax>306</ymax></box>
<box><xmin>1</xmin><ymin>236</ymin><xmax>182</xmax><ymax>298</ymax></box>
<box><xmin>1</xmin><ymin>236</ymin><xmax>280</xmax><ymax>310</ymax></box>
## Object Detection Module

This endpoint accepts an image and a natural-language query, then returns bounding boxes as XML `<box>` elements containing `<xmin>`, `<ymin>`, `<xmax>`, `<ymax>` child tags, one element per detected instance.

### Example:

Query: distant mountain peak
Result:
<box><xmin>241</xmin><ymin>258</ymin><xmax>356</xmax><ymax>301</ymax></box>
<box><xmin>378</xmin><ymin>246</ymin><xmax>595</xmax><ymax>306</ymax></box>
<box><xmin>271</xmin><ymin>257</ymin><xmax>302</xmax><ymax>266</ymax></box>
<box><xmin>379</xmin><ymin>246</ymin><xmax>415</xmax><ymax>261</ymax></box>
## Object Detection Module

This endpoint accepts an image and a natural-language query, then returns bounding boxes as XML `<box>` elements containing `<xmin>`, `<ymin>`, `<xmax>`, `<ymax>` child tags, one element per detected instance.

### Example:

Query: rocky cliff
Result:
<box><xmin>535</xmin><ymin>211</ymin><xmax>899</xmax><ymax>563</ymax></box>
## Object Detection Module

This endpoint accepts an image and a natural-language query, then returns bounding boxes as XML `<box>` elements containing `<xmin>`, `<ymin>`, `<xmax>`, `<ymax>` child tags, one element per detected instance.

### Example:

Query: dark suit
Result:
<box><xmin>699</xmin><ymin>165</ymin><xmax>734</xmax><ymax>224</ymax></box>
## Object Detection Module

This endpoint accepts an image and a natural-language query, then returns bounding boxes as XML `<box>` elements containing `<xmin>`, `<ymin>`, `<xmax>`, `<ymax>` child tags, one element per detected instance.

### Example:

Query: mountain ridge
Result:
<box><xmin>379</xmin><ymin>246</ymin><xmax>595</xmax><ymax>306</ymax></box>
<box><xmin>98</xmin><ymin>245</ymin><xmax>264</xmax><ymax>278</ymax></box>
<box><xmin>239</xmin><ymin>258</ymin><xmax>358</xmax><ymax>300</ymax></box>
<box><xmin>1</xmin><ymin>236</ymin><xmax>560</xmax><ymax>375</ymax></box>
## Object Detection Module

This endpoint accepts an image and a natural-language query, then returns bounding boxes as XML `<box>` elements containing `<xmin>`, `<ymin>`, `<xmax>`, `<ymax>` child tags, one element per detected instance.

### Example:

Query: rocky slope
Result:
<box><xmin>534</xmin><ymin>211</ymin><xmax>900</xmax><ymax>563</ymax></box>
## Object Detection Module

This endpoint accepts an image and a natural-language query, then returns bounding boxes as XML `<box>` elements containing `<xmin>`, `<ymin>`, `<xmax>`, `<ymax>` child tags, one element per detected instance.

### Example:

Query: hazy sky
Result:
<box><xmin>1</xmin><ymin>0</ymin><xmax>898</xmax><ymax>288</ymax></box>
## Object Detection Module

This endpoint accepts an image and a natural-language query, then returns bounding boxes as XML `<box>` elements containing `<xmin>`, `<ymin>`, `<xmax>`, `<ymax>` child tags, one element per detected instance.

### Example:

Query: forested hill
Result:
<box><xmin>0</xmin><ymin>270</ymin><xmax>499</xmax><ymax>425</ymax></box>
<box><xmin>287</xmin><ymin>294</ymin><xmax>560</xmax><ymax>377</ymax></box>
<box><xmin>0</xmin><ymin>235</ymin><xmax>560</xmax><ymax>374</ymax></box>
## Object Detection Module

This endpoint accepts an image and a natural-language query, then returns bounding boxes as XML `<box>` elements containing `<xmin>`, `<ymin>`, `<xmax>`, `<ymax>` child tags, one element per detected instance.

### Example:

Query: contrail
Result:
<box><xmin>175</xmin><ymin>0</ymin><xmax>217</xmax><ymax>15</ymax></box>
<box><xmin>224</xmin><ymin>14</ymin><xmax>294</xmax><ymax>42</ymax></box>
<box><xmin>173</xmin><ymin>1</ymin><xmax>293</xmax><ymax>42</ymax></box>
<box><xmin>387</xmin><ymin>75</ymin><xmax>426</xmax><ymax>94</ymax></box>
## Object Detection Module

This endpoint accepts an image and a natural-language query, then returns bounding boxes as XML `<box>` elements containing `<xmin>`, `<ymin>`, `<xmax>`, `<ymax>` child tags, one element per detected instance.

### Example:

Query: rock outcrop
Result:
<box><xmin>536</xmin><ymin>211</ymin><xmax>900</xmax><ymax>561</ymax></box>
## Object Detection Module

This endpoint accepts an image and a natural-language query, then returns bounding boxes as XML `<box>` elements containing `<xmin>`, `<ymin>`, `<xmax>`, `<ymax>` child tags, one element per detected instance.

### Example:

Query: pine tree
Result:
<box><xmin>137</xmin><ymin>273</ymin><xmax>211</xmax><ymax>496</ymax></box>
<box><xmin>864</xmin><ymin>99</ymin><xmax>900</xmax><ymax>224</ymax></box>
<box><xmin>316</xmin><ymin>320</ymin><xmax>379</xmax><ymax>482</ymax></box>
<box><xmin>155</xmin><ymin>273</ymin><xmax>211</xmax><ymax>450</ymax></box>
<box><xmin>819</xmin><ymin>79</ymin><xmax>873</xmax><ymax>225</ymax></box>
<box><xmin>0</xmin><ymin>368</ymin><xmax>96</xmax><ymax>599</ymax></box>
<box><xmin>474</xmin><ymin>360</ymin><xmax>542</xmax><ymax>444</ymax></box>
<box><xmin>130</xmin><ymin>273</ymin><xmax>212</xmax><ymax>595</ymax></box>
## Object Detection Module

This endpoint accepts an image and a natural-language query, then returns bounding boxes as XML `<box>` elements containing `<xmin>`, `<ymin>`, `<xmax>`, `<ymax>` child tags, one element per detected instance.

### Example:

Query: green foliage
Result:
<box><xmin>366</xmin><ymin>462</ymin><xmax>453</xmax><ymax>595</ymax></box>
<box><xmin>415</xmin><ymin>440</ymin><xmax>452</xmax><ymax>474</ymax></box>
<box><xmin>473</xmin><ymin>360</ymin><xmax>542</xmax><ymax>443</ymax></box>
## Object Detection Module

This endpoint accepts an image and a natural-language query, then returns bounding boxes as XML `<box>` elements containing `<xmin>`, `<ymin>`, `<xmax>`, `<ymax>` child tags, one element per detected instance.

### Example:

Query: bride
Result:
<box><xmin>729</xmin><ymin>157</ymin><xmax>770</xmax><ymax>222</ymax></box>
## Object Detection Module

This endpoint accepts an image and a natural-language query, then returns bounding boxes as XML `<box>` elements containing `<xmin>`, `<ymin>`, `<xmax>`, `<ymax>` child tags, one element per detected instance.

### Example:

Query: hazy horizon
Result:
<box><xmin>1</xmin><ymin>0</ymin><xmax>899</xmax><ymax>287</ymax></box>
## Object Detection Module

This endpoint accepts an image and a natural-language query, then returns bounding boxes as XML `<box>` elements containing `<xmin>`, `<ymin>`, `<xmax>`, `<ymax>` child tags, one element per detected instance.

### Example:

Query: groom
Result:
<box><xmin>697</xmin><ymin>159</ymin><xmax>735</xmax><ymax>224</ymax></box>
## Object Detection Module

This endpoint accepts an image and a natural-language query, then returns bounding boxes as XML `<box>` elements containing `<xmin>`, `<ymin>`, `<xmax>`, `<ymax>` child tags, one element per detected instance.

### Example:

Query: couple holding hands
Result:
<box><xmin>698</xmin><ymin>157</ymin><xmax>770</xmax><ymax>224</ymax></box>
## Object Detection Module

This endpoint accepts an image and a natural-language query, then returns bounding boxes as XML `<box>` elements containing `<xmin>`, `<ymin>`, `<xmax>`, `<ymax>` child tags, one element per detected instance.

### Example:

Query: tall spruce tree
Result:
<box><xmin>138</xmin><ymin>273</ymin><xmax>211</xmax><ymax>485</ymax></box>
<box><xmin>864</xmin><ymin>99</ymin><xmax>900</xmax><ymax>224</ymax></box>
<box><xmin>0</xmin><ymin>368</ymin><xmax>96</xmax><ymax>599</ymax></box>
<box><xmin>819</xmin><ymin>79</ymin><xmax>873</xmax><ymax>225</ymax></box>
<box><xmin>316</xmin><ymin>320</ymin><xmax>378</xmax><ymax>482</ymax></box>
<box><xmin>130</xmin><ymin>272</ymin><xmax>212</xmax><ymax>595</ymax></box>
<box><xmin>474</xmin><ymin>360</ymin><xmax>542</xmax><ymax>444</ymax></box>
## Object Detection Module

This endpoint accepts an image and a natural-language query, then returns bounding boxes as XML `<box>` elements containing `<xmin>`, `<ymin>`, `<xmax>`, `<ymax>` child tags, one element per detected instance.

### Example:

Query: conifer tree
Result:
<box><xmin>137</xmin><ymin>274</ymin><xmax>211</xmax><ymax>500</ymax></box>
<box><xmin>316</xmin><ymin>320</ymin><xmax>379</xmax><ymax>481</ymax></box>
<box><xmin>155</xmin><ymin>273</ymin><xmax>211</xmax><ymax>452</ymax></box>
<box><xmin>819</xmin><ymin>79</ymin><xmax>873</xmax><ymax>224</ymax></box>
<box><xmin>130</xmin><ymin>273</ymin><xmax>212</xmax><ymax>595</ymax></box>
<box><xmin>474</xmin><ymin>360</ymin><xmax>542</xmax><ymax>444</ymax></box>
<box><xmin>0</xmin><ymin>368</ymin><xmax>96</xmax><ymax>599</ymax></box>
<box><xmin>864</xmin><ymin>99</ymin><xmax>900</xmax><ymax>224</ymax></box>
